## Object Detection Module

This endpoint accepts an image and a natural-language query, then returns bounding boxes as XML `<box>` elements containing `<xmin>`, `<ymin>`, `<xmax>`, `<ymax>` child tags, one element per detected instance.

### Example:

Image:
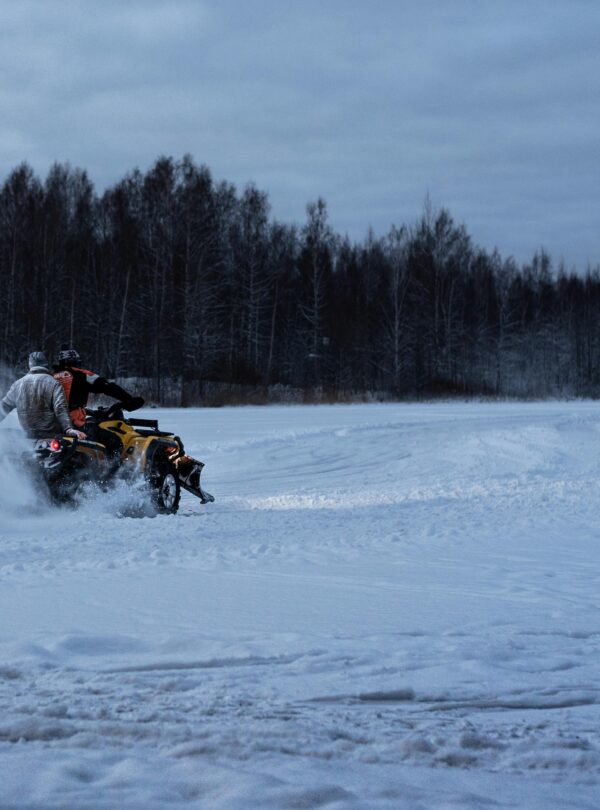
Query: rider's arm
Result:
<box><xmin>51</xmin><ymin>380</ymin><xmax>74</xmax><ymax>434</ymax></box>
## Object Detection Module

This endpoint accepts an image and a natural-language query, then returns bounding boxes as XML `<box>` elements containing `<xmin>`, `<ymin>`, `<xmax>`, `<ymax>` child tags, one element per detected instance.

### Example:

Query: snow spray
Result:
<box><xmin>0</xmin><ymin>428</ymin><xmax>41</xmax><ymax>516</ymax></box>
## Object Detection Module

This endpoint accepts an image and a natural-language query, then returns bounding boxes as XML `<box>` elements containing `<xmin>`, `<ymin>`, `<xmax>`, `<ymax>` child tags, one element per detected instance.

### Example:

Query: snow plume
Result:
<box><xmin>0</xmin><ymin>362</ymin><xmax>17</xmax><ymax>399</ymax></box>
<box><xmin>0</xmin><ymin>365</ymin><xmax>38</xmax><ymax>516</ymax></box>
<box><xmin>0</xmin><ymin>428</ymin><xmax>41</xmax><ymax>515</ymax></box>
<box><xmin>74</xmin><ymin>475</ymin><xmax>157</xmax><ymax>519</ymax></box>
<box><xmin>0</xmin><ymin>359</ymin><xmax>28</xmax><ymax>387</ymax></box>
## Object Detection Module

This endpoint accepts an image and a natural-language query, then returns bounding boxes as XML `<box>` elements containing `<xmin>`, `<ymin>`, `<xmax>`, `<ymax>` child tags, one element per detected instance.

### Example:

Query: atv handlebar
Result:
<box><xmin>86</xmin><ymin>401</ymin><xmax>126</xmax><ymax>421</ymax></box>
<box><xmin>105</xmin><ymin>401</ymin><xmax>125</xmax><ymax>419</ymax></box>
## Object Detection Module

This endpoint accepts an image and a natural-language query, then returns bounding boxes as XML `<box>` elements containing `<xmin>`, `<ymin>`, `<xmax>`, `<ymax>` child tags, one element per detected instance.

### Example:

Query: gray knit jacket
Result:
<box><xmin>0</xmin><ymin>366</ymin><xmax>73</xmax><ymax>439</ymax></box>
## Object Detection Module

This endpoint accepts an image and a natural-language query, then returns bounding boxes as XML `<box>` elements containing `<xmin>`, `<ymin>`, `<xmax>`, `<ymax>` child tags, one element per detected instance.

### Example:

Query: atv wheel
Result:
<box><xmin>151</xmin><ymin>465</ymin><xmax>181</xmax><ymax>514</ymax></box>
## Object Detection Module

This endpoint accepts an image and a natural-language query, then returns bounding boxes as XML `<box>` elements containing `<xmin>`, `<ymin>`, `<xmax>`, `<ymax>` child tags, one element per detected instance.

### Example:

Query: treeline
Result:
<box><xmin>1</xmin><ymin>155</ymin><xmax>600</xmax><ymax>403</ymax></box>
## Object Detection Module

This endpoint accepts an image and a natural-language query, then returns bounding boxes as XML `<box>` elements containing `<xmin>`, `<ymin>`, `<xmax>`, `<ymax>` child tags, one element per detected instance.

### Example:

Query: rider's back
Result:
<box><xmin>2</xmin><ymin>365</ymin><xmax>71</xmax><ymax>439</ymax></box>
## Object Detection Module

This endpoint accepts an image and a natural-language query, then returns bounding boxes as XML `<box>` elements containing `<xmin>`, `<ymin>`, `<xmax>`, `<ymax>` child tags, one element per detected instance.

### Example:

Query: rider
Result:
<box><xmin>53</xmin><ymin>345</ymin><xmax>145</xmax><ymax>431</ymax></box>
<box><xmin>0</xmin><ymin>351</ymin><xmax>85</xmax><ymax>440</ymax></box>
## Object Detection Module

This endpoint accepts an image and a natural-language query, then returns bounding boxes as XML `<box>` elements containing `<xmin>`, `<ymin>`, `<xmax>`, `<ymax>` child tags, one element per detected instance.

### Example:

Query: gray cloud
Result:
<box><xmin>1</xmin><ymin>0</ymin><xmax>599</xmax><ymax>268</ymax></box>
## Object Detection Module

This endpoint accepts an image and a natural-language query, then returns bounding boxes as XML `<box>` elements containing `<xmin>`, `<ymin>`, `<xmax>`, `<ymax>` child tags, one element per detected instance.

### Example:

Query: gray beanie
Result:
<box><xmin>28</xmin><ymin>351</ymin><xmax>49</xmax><ymax>369</ymax></box>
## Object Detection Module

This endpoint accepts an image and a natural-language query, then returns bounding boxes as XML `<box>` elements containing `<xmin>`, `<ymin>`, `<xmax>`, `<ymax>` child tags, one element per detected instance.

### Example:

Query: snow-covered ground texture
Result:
<box><xmin>1</xmin><ymin>402</ymin><xmax>600</xmax><ymax>809</ymax></box>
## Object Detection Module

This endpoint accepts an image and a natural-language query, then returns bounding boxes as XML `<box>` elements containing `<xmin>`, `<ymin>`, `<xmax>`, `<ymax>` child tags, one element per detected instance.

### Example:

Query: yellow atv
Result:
<box><xmin>34</xmin><ymin>402</ymin><xmax>214</xmax><ymax>514</ymax></box>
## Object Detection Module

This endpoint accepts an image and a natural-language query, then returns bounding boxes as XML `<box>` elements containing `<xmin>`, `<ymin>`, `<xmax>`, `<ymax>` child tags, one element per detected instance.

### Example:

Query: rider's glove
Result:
<box><xmin>66</xmin><ymin>428</ymin><xmax>86</xmax><ymax>440</ymax></box>
<box><xmin>124</xmin><ymin>396</ymin><xmax>145</xmax><ymax>412</ymax></box>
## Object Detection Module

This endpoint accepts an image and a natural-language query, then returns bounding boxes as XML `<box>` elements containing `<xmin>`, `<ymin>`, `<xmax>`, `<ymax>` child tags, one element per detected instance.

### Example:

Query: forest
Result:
<box><xmin>1</xmin><ymin>155</ymin><xmax>600</xmax><ymax>404</ymax></box>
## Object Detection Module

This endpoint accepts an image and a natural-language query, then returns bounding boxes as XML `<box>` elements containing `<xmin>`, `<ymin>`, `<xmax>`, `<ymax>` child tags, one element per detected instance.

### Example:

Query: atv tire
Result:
<box><xmin>151</xmin><ymin>464</ymin><xmax>181</xmax><ymax>514</ymax></box>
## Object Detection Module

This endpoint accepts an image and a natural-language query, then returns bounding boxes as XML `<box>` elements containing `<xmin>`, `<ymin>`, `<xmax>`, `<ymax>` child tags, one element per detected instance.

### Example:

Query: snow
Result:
<box><xmin>1</xmin><ymin>401</ymin><xmax>600</xmax><ymax>808</ymax></box>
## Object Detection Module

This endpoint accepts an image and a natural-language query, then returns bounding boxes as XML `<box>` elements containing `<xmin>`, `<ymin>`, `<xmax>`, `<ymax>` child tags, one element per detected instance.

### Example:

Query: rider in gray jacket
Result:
<box><xmin>0</xmin><ymin>352</ymin><xmax>84</xmax><ymax>440</ymax></box>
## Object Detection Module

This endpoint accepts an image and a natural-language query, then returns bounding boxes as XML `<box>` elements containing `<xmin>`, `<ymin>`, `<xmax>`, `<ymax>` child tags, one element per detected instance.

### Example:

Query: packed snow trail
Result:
<box><xmin>1</xmin><ymin>402</ymin><xmax>600</xmax><ymax>808</ymax></box>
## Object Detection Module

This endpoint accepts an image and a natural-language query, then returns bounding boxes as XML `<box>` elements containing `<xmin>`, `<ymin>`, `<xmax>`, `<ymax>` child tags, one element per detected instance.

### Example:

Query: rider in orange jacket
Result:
<box><xmin>53</xmin><ymin>346</ymin><xmax>144</xmax><ymax>432</ymax></box>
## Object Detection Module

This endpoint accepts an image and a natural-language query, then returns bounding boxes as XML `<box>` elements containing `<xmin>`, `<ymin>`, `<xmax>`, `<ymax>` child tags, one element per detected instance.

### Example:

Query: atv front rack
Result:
<box><xmin>126</xmin><ymin>417</ymin><xmax>175</xmax><ymax>437</ymax></box>
<box><xmin>128</xmin><ymin>417</ymin><xmax>159</xmax><ymax>430</ymax></box>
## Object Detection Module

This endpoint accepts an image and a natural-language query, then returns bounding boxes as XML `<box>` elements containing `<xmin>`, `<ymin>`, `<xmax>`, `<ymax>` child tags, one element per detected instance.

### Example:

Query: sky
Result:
<box><xmin>0</xmin><ymin>0</ymin><xmax>599</xmax><ymax>269</ymax></box>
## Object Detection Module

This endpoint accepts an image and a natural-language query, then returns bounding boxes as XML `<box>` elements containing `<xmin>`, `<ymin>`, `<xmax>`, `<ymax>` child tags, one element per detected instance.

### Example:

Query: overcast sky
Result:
<box><xmin>1</xmin><ymin>0</ymin><xmax>599</xmax><ymax>268</ymax></box>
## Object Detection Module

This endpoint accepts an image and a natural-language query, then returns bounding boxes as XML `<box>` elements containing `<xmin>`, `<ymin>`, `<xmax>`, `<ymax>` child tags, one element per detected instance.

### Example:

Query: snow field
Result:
<box><xmin>1</xmin><ymin>402</ymin><xmax>600</xmax><ymax>808</ymax></box>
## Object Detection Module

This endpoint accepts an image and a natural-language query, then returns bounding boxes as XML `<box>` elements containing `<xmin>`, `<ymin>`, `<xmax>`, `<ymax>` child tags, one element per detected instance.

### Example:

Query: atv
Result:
<box><xmin>32</xmin><ymin>403</ymin><xmax>214</xmax><ymax>514</ymax></box>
